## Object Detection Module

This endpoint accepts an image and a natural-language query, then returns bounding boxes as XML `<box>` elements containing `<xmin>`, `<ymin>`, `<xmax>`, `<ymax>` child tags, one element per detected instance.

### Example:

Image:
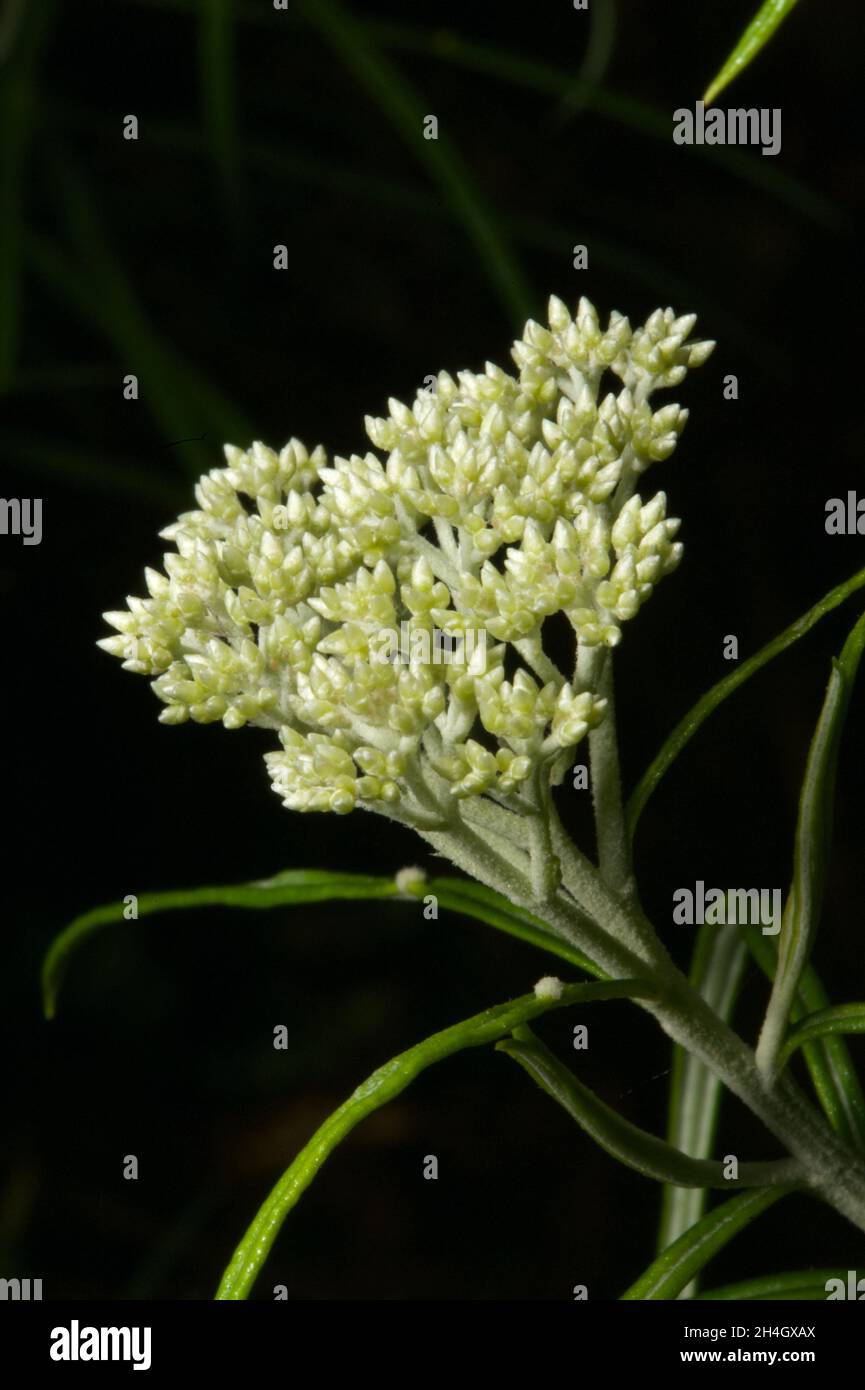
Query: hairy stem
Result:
<box><xmin>578</xmin><ymin>644</ymin><xmax>635</xmax><ymax>902</ymax></box>
<box><xmin>427</xmin><ymin>809</ymin><xmax>865</xmax><ymax>1237</ymax></box>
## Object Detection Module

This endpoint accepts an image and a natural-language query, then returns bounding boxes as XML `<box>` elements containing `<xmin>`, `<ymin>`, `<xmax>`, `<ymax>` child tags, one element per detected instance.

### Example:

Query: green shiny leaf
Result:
<box><xmin>627</xmin><ymin>567</ymin><xmax>865</xmax><ymax>841</ymax></box>
<box><xmin>42</xmin><ymin>870</ymin><xmax>599</xmax><ymax>1020</ymax></box>
<box><xmin>780</xmin><ymin>1004</ymin><xmax>865</xmax><ymax>1068</ymax></box>
<box><xmin>741</xmin><ymin>924</ymin><xmax>865</xmax><ymax>1151</ymax></box>
<box><xmin>704</xmin><ymin>0</ymin><xmax>800</xmax><ymax>105</ymax></box>
<box><xmin>756</xmin><ymin>611</ymin><xmax>865</xmax><ymax>1078</ymax></box>
<box><xmin>498</xmin><ymin>1027</ymin><xmax>798</xmax><ymax>1189</ymax></box>
<box><xmin>621</xmin><ymin>1188</ymin><xmax>796</xmax><ymax>1300</ymax></box>
<box><xmin>42</xmin><ymin>871</ymin><xmax>397</xmax><ymax>1020</ymax></box>
<box><xmin>216</xmin><ymin>979</ymin><xmax>652</xmax><ymax>1299</ymax></box>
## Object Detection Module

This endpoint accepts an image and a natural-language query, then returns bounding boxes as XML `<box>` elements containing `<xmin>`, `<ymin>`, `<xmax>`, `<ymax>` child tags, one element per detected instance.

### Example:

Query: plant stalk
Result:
<box><xmin>578</xmin><ymin>645</ymin><xmax>636</xmax><ymax>903</ymax></box>
<box><xmin>424</xmin><ymin>810</ymin><xmax>865</xmax><ymax>1238</ymax></box>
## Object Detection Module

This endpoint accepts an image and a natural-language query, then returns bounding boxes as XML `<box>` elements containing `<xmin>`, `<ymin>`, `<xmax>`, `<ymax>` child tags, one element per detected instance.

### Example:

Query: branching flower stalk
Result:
<box><xmin>97</xmin><ymin>295</ymin><xmax>865</xmax><ymax>1268</ymax></box>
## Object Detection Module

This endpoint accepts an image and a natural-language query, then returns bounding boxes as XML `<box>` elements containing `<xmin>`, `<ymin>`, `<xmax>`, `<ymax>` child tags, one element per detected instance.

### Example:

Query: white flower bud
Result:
<box><xmin>101</xmin><ymin>297</ymin><xmax>710</xmax><ymax>815</ymax></box>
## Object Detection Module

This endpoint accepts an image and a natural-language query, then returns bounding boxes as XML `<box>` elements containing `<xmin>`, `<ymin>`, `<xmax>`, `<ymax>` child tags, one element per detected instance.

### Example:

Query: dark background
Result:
<box><xmin>2</xmin><ymin>0</ymin><xmax>865</xmax><ymax>1300</ymax></box>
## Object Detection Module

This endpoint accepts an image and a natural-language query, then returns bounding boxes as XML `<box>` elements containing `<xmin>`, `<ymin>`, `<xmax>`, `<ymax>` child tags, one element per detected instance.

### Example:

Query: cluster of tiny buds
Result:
<box><xmin>100</xmin><ymin>296</ymin><xmax>713</xmax><ymax>821</ymax></box>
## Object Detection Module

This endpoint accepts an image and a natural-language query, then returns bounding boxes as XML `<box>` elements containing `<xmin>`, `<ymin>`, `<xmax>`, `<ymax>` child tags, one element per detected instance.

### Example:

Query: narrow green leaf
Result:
<box><xmin>216</xmin><ymin>979</ymin><xmax>652</xmax><ymax>1299</ymax></box>
<box><xmin>298</xmin><ymin>0</ymin><xmax>533</xmax><ymax>326</ymax></box>
<box><xmin>42</xmin><ymin>870</ymin><xmax>598</xmax><ymax>1020</ymax></box>
<box><xmin>498</xmin><ymin>1027</ymin><xmax>799</xmax><ymax>1189</ymax></box>
<box><xmin>621</xmin><ymin>1188</ymin><xmax>795</xmax><ymax>1300</ymax></box>
<box><xmin>756</xmin><ymin>611</ymin><xmax>865</xmax><ymax>1078</ymax></box>
<box><xmin>779</xmin><ymin>1005</ymin><xmax>865</xmax><ymax>1068</ymax></box>
<box><xmin>741</xmin><ymin>924</ymin><xmax>865</xmax><ymax>1151</ymax></box>
<box><xmin>704</xmin><ymin>0</ymin><xmax>800</xmax><ymax>105</ymax></box>
<box><xmin>657</xmin><ymin>924</ymin><xmax>748</xmax><ymax>1293</ymax></box>
<box><xmin>627</xmin><ymin>566</ymin><xmax>865</xmax><ymax>841</ymax></box>
<box><xmin>42</xmin><ymin>870</ymin><xmax>398</xmax><ymax>1019</ymax></box>
<box><xmin>698</xmin><ymin>1268</ymin><xmax>845</xmax><ymax>1301</ymax></box>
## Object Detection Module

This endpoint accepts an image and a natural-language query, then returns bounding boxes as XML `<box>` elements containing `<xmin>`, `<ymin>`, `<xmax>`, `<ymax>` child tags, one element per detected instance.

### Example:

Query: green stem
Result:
<box><xmin>422</xmin><ymin>818</ymin><xmax>652</xmax><ymax>982</ymax></box>
<box><xmin>578</xmin><ymin>645</ymin><xmax>635</xmax><ymax>902</ymax></box>
<box><xmin>633</xmin><ymin>965</ymin><xmax>865</xmax><ymax>1236</ymax></box>
<box><xmin>526</xmin><ymin>772</ymin><xmax>561</xmax><ymax>902</ymax></box>
<box><xmin>547</xmin><ymin>799</ymin><xmax>662</xmax><ymax>968</ymax></box>
<box><xmin>428</xmin><ymin>811</ymin><xmax>865</xmax><ymax>1237</ymax></box>
<box><xmin>514</xmin><ymin>635</ymin><xmax>565</xmax><ymax>685</ymax></box>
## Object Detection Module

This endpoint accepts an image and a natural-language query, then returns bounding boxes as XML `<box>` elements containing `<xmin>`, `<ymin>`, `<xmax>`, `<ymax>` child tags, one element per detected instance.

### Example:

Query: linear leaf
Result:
<box><xmin>779</xmin><ymin>1005</ymin><xmax>865</xmax><ymax>1068</ymax></box>
<box><xmin>741</xmin><ymin>924</ymin><xmax>865</xmax><ymax>1151</ymax></box>
<box><xmin>498</xmin><ymin>1027</ymin><xmax>799</xmax><ymax>1189</ymax></box>
<box><xmin>42</xmin><ymin>870</ymin><xmax>599</xmax><ymax>1020</ymax></box>
<box><xmin>657</xmin><ymin>924</ymin><xmax>748</xmax><ymax>1294</ymax></box>
<box><xmin>627</xmin><ymin>566</ymin><xmax>865</xmax><ymax>841</ymax></box>
<box><xmin>756</xmin><ymin>611</ymin><xmax>865</xmax><ymax>1078</ymax></box>
<box><xmin>42</xmin><ymin>871</ymin><xmax>397</xmax><ymax>1019</ymax></box>
<box><xmin>215</xmin><ymin>979</ymin><xmax>652</xmax><ymax>1299</ymax></box>
<box><xmin>621</xmin><ymin>1188</ymin><xmax>795</xmax><ymax>1300</ymax></box>
<box><xmin>704</xmin><ymin>0</ymin><xmax>801</xmax><ymax>105</ymax></box>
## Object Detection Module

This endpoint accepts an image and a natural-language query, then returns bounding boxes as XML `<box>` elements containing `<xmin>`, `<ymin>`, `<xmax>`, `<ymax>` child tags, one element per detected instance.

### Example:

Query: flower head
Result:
<box><xmin>100</xmin><ymin>297</ymin><xmax>713</xmax><ymax>822</ymax></box>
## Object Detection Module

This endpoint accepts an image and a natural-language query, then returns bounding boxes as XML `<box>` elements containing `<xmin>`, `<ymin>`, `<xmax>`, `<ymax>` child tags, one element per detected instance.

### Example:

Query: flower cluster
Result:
<box><xmin>100</xmin><ymin>298</ymin><xmax>713</xmax><ymax>818</ymax></box>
